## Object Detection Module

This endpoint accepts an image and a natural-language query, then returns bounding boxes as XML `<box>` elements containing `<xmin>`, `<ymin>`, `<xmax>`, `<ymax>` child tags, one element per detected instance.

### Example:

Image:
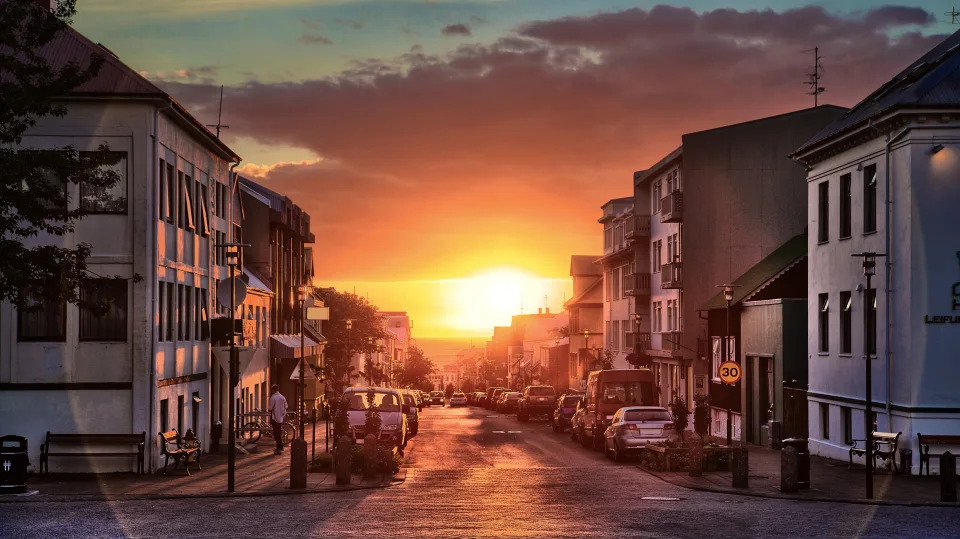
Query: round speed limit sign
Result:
<box><xmin>718</xmin><ymin>361</ymin><xmax>742</xmax><ymax>384</ymax></box>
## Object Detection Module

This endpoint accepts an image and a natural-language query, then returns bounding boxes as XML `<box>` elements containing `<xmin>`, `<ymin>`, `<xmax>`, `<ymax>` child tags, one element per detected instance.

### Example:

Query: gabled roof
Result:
<box><xmin>564</xmin><ymin>277</ymin><xmax>602</xmax><ymax>308</ymax></box>
<box><xmin>699</xmin><ymin>234</ymin><xmax>807</xmax><ymax>311</ymax></box>
<box><xmin>570</xmin><ymin>255</ymin><xmax>602</xmax><ymax>276</ymax></box>
<box><xmin>33</xmin><ymin>11</ymin><xmax>239</xmax><ymax>160</ymax></box>
<box><xmin>795</xmin><ymin>29</ymin><xmax>960</xmax><ymax>156</ymax></box>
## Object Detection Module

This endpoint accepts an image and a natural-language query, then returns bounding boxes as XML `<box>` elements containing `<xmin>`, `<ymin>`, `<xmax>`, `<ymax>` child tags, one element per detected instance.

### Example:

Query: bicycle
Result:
<box><xmin>239</xmin><ymin>411</ymin><xmax>297</xmax><ymax>446</ymax></box>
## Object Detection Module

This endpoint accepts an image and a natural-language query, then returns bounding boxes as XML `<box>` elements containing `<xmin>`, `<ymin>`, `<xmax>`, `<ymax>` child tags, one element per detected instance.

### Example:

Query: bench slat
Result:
<box><xmin>44</xmin><ymin>452</ymin><xmax>141</xmax><ymax>456</ymax></box>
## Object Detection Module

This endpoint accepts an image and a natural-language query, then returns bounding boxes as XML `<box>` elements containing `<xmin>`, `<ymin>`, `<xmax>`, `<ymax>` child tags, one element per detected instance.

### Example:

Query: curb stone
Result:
<box><xmin>636</xmin><ymin>465</ymin><xmax>960</xmax><ymax>508</ymax></box>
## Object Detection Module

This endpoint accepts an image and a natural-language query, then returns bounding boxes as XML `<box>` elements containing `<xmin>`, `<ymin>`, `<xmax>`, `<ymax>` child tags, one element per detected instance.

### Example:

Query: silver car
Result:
<box><xmin>603</xmin><ymin>406</ymin><xmax>676</xmax><ymax>462</ymax></box>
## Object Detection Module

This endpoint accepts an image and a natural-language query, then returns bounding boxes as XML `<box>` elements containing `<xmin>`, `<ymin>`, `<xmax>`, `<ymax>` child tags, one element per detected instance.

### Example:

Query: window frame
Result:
<box><xmin>863</xmin><ymin>164</ymin><xmax>878</xmax><ymax>234</ymax></box>
<box><xmin>79</xmin><ymin>278</ymin><xmax>129</xmax><ymax>342</ymax></box>
<box><xmin>818</xmin><ymin>293</ymin><xmax>829</xmax><ymax>353</ymax></box>
<box><xmin>79</xmin><ymin>151</ymin><xmax>128</xmax><ymax>215</ymax></box>
<box><xmin>818</xmin><ymin>181</ymin><xmax>829</xmax><ymax>243</ymax></box>
<box><xmin>839</xmin><ymin>173</ymin><xmax>852</xmax><ymax>239</ymax></box>
<box><xmin>840</xmin><ymin>291</ymin><xmax>852</xmax><ymax>354</ymax></box>
<box><xmin>16</xmin><ymin>288</ymin><xmax>67</xmax><ymax>342</ymax></box>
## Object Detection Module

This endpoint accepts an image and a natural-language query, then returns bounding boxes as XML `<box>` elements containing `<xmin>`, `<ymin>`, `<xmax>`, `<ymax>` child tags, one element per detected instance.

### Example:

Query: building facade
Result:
<box><xmin>598</xmin><ymin>198</ymin><xmax>637</xmax><ymax>370</ymax></box>
<box><xmin>564</xmin><ymin>255</ymin><xmax>604</xmax><ymax>390</ymax></box>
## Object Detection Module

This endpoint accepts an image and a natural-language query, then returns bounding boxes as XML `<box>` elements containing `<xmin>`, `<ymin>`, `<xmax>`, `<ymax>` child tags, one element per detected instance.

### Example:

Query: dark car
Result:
<box><xmin>552</xmin><ymin>394</ymin><xmax>583</xmax><ymax>433</ymax></box>
<box><xmin>429</xmin><ymin>391</ymin><xmax>445</xmax><ymax>406</ymax></box>
<box><xmin>517</xmin><ymin>385</ymin><xmax>556</xmax><ymax>422</ymax></box>
<box><xmin>485</xmin><ymin>387</ymin><xmax>506</xmax><ymax>409</ymax></box>
<box><xmin>401</xmin><ymin>390</ymin><xmax>420</xmax><ymax>436</ymax></box>
<box><xmin>579</xmin><ymin>369</ymin><xmax>657</xmax><ymax>451</ymax></box>
<box><xmin>498</xmin><ymin>392</ymin><xmax>522</xmax><ymax>413</ymax></box>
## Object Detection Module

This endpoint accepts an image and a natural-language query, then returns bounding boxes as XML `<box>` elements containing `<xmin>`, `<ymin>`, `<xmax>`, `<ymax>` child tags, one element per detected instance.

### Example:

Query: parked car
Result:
<box><xmin>498</xmin><ymin>392</ymin><xmax>522</xmax><ymax>413</ymax></box>
<box><xmin>488</xmin><ymin>388</ymin><xmax>507</xmax><ymax>409</ymax></box>
<box><xmin>473</xmin><ymin>392</ymin><xmax>485</xmax><ymax>405</ymax></box>
<box><xmin>450</xmin><ymin>392</ymin><xmax>468</xmax><ymax>407</ymax></box>
<box><xmin>429</xmin><ymin>391</ymin><xmax>445</xmax><ymax>406</ymax></box>
<box><xmin>401</xmin><ymin>390</ymin><xmax>420</xmax><ymax>436</ymax></box>
<box><xmin>552</xmin><ymin>394</ymin><xmax>583</xmax><ymax>433</ymax></box>
<box><xmin>569</xmin><ymin>397</ymin><xmax>589</xmax><ymax>444</ymax></box>
<box><xmin>485</xmin><ymin>387</ymin><xmax>506</xmax><ymax>409</ymax></box>
<box><xmin>517</xmin><ymin>385</ymin><xmax>556</xmax><ymax>421</ymax></box>
<box><xmin>418</xmin><ymin>390</ymin><xmax>431</xmax><ymax>408</ymax></box>
<box><xmin>603</xmin><ymin>406</ymin><xmax>676</xmax><ymax>461</ymax></box>
<box><xmin>578</xmin><ymin>369</ymin><xmax>657</xmax><ymax>451</ymax></box>
<box><xmin>340</xmin><ymin>387</ymin><xmax>408</xmax><ymax>450</ymax></box>
<box><xmin>475</xmin><ymin>393</ymin><xmax>488</xmax><ymax>407</ymax></box>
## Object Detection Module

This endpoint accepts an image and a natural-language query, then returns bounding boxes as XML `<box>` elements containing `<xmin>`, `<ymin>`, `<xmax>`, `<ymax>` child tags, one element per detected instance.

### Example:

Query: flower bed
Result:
<box><xmin>640</xmin><ymin>443</ymin><xmax>733</xmax><ymax>472</ymax></box>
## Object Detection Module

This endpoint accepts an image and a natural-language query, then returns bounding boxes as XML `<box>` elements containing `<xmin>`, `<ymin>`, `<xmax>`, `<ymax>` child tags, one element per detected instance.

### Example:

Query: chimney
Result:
<box><xmin>537</xmin><ymin>308</ymin><xmax>542</xmax><ymax>314</ymax></box>
<box><xmin>545</xmin><ymin>307</ymin><xmax>550</xmax><ymax>314</ymax></box>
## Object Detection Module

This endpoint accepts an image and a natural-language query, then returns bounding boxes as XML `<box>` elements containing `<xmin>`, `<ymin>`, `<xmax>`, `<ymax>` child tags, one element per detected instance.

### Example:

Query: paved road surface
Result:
<box><xmin>2</xmin><ymin>404</ymin><xmax>958</xmax><ymax>538</ymax></box>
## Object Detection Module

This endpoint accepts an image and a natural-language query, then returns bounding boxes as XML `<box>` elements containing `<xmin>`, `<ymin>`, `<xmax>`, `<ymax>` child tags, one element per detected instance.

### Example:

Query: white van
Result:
<box><xmin>340</xmin><ymin>387</ymin><xmax>409</xmax><ymax>449</ymax></box>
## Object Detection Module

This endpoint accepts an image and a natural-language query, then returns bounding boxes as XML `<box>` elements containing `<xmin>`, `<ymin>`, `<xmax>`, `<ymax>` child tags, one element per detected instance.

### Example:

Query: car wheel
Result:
<box><xmin>613</xmin><ymin>440</ymin><xmax>623</xmax><ymax>462</ymax></box>
<box><xmin>592</xmin><ymin>431</ymin><xmax>605</xmax><ymax>452</ymax></box>
<box><xmin>570</xmin><ymin>426</ymin><xmax>578</xmax><ymax>442</ymax></box>
<box><xmin>579</xmin><ymin>427</ymin><xmax>591</xmax><ymax>448</ymax></box>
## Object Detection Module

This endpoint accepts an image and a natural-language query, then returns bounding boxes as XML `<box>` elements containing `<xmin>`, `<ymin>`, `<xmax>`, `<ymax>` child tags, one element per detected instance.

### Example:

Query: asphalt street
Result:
<box><xmin>2</xmin><ymin>404</ymin><xmax>958</xmax><ymax>538</ymax></box>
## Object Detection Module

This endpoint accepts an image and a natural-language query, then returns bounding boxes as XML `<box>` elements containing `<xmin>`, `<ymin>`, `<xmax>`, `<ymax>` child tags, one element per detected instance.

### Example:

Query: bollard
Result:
<box><xmin>689</xmin><ymin>443</ymin><xmax>703</xmax><ymax>477</ymax></box>
<box><xmin>363</xmin><ymin>434</ymin><xmax>379</xmax><ymax>480</ymax></box>
<box><xmin>731</xmin><ymin>447</ymin><xmax>748</xmax><ymax>488</ymax></box>
<box><xmin>335</xmin><ymin>436</ymin><xmax>353</xmax><ymax>486</ymax></box>
<box><xmin>941</xmin><ymin>452</ymin><xmax>957</xmax><ymax>503</ymax></box>
<box><xmin>289</xmin><ymin>438</ymin><xmax>308</xmax><ymax>489</ymax></box>
<box><xmin>781</xmin><ymin>446</ymin><xmax>798</xmax><ymax>493</ymax></box>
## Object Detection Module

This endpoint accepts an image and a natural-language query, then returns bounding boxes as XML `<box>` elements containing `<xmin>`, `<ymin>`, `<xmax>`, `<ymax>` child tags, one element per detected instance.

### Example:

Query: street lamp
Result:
<box><xmin>633</xmin><ymin>313</ymin><xmax>643</xmax><ymax>367</ymax></box>
<box><xmin>215</xmin><ymin>241</ymin><xmax>248</xmax><ymax>493</ymax></box>
<box><xmin>554</xmin><ymin>337</ymin><xmax>560</xmax><ymax>389</ymax></box>
<box><xmin>582</xmin><ymin>329</ymin><xmax>590</xmax><ymax>382</ymax></box>
<box><xmin>853</xmin><ymin>251</ymin><xmax>885</xmax><ymax>500</ymax></box>
<box><xmin>297</xmin><ymin>284</ymin><xmax>313</xmax><ymax>438</ymax></box>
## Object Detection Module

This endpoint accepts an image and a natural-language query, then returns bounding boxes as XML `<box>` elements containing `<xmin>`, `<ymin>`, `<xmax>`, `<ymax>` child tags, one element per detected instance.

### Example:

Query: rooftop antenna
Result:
<box><xmin>946</xmin><ymin>7</ymin><xmax>960</xmax><ymax>24</ymax></box>
<box><xmin>544</xmin><ymin>294</ymin><xmax>548</xmax><ymax>311</ymax></box>
<box><xmin>205</xmin><ymin>85</ymin><xmax>230</xmax><ymax>138</ymax></box>
<box><xmin>804</xmin><ymin>47</ymin><xmax>825</xmax><ymax>107</ymax></box>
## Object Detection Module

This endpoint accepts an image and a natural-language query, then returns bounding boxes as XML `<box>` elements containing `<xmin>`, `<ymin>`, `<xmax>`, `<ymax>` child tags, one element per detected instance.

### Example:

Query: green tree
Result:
<box><xmin>315</xmin><ymin>288</ymin><xmax>388</xmax><ymax>394</ymax></box>
<box><xmin>444</xmin><ymin>383</ymin><xmax>455</xmax><ymax>399</ymax></box>
<box><xmin>395</xmin><ymin>344</ymin><xmax>435</xmax><ymax>388</ymax></box>
<box><xmin>693</xmin><ymin>394</ymin><xmax>711</xmax><ymax>445</ymax></box>
<box><xmin>1</xmin><ymin>0</ymin><xmax>124</xmax><ymax>307</ymax></box>
<box><xmin>669</xmin><ymin>395</ymin><xmax>690</xmax><ymax>445</ymax></box>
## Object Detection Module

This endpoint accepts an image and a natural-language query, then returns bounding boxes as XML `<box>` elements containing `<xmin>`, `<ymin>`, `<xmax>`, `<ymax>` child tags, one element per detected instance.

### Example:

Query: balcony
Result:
<box><xmin>624</xmin><ymin>214</ymin><xmax>651</xmax><ymax>241</ymax></box>
<box><xmin>661</xmin><ymin>262</ymin><xmax>682</xmax><ymax>289</ymax></box>
<box><xmin>661</xmin><ymin>331</ymin><xmax>683</xmax><ymax>354</ymax></box>
<box><xmin>626</xmin><ymin>331</ymin><xmax>651</xmax><ymax>351</ymax></box>
<box><xmin>660</xmin><ymin>190</ymin><xmax>683</xmax><ymax>223</ymax></box>
<box><xmin>624</xmin><ymin>272</ymin><xmax>651</xmax><ymax>296</ymax></box>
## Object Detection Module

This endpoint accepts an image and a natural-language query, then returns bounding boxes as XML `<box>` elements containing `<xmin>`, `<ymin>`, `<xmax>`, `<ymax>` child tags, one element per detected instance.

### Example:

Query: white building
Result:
<box><xmin>598</xmin><ymin>198</ymin><xmax>638</xmax><ymax>370</ymax></box>
<box><xmin>792</xmin><ymin>32</ymin><xmax>960</xmax><ymax>472</ymax></box>
<box><xmin>0</xmin><ymin>23</ymin><xmax>240</xmax><ymax>472</ymax></box>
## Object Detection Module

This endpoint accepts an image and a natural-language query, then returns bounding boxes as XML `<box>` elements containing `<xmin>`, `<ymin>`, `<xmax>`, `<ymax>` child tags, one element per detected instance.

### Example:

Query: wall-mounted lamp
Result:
<box><xmin>931</xmin><ymin>144</ymin><xmax>944</xmax><ymax>155</ymax></box>
<box><xmin>856</xmin><ymin>163</ymin><xmax>863</xmax><ymax>171</ymax></box>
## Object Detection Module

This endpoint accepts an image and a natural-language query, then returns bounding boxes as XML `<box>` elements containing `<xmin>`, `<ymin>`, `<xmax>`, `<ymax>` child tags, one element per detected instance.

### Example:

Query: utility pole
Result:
<box><xmin>205</xmin><ymin>85</ymin><xmax>230</xmax><ymax>138</ymax></box>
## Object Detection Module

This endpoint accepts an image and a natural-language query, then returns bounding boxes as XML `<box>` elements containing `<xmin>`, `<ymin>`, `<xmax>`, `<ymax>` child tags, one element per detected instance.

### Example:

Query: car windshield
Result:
<box><xmin>601</xmin><ymin>382</ymin><xmax>649</xmax><ymax>405</ymax></box>
<box><xmin>562</xmin><ymin>396</ymin><xmax>582</xmax><ymax>407</ymax></box>
<box><xmin>506</xmin><ymin>392</ymin><xmax>522</xmax><ymax>398</ymax></box>
<box><xmin>403</xmin><ymin>394</ymin><xmax>415</xmax><ymax>406</ymax></box>
<box><xmin>529</xmin><ymin>387</ymin><xmax>555</xmax><ymax>396</ymax></box>
<box><xmin>430</xmin><ymin>392</ymin><xmax>443</xmax><ymax>397</ymax></box>
<box><xmin>345</xmin><ymin>391</ymin><xmax>401</xmax><ymax>412</ymax></box>
<box><xmin>453</xmin><ymin>393</ymin><xmax>465</xmax><ymax>398</ymax></box>
<box><xmin>624</xmin><ymin>409</ymin><xmax>672</xmax><ymax>422</ymax></box>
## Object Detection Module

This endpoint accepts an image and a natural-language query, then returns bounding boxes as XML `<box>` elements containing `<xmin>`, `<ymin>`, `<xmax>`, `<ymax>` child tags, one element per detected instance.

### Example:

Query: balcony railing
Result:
<box><xmin>661</xmin><ymin>331</ymin><xmax>683</xmax><ymax>353</ymax></box>
<box><xmin>627</xmin><ymin>331</ymin><xmax>651</xmax><ymax>351</ymax></box>
<box><xmin>661</xmin><ymin>262</ymin><xmax>682</xmax><ymax>289</ymax></box>
<box><xmin>624</xmin><ymin>272</ymin><xmax>651</xmax><ymax>296</ymax></box>
<box><xmin>660</xmin><ymin>190</ymin><xmax>683</xmax><ymax>223</ymax></box>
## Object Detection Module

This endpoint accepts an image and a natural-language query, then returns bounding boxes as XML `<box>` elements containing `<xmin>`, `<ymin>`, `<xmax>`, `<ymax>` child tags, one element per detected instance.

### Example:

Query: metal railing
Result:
<box><xmin>661</xmin><ymin>262</ymin><xmax>682</xmax><ymax>289</ymax></box>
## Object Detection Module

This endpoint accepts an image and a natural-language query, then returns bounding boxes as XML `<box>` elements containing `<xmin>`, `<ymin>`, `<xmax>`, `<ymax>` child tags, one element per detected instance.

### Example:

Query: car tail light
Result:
<box><xmin>618</xmin><ymin>424</ymin><xmax>638</xmax><ymax>432</ymax></box>
<box><xmin>662</xmin><ymin>422</ymin><xmax>674</xmax><ymax>430</ymax></box>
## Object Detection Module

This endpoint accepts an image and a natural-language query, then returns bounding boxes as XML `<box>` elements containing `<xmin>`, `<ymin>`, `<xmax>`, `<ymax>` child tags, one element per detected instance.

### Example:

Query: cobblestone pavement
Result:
<box><xmin>2</xmin><ymin>405</ymin><xmax>959</xmax><ymax>538</ymax></box>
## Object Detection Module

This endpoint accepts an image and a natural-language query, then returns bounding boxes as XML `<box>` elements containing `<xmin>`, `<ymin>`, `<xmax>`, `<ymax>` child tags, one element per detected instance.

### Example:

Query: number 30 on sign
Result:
<box><xmin>718</xmin><ymin>361</ymin><xmax>741</xmax><ymax>384</ymax></box>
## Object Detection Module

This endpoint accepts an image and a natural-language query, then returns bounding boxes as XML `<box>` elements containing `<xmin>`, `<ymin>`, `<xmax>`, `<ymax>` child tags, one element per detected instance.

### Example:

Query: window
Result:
<box><xmin>818</xmin><ymin>293</ymin><xmax>829</xmax><ymax>353</ymax></box>
<box><xmin>818</xmin><ymin>181</ymin><xmax>829</xmax><ymax>242</ymax></box>
<box><xmin>160</xmin><ymin>398</ymin><xmax>169</xmax><ymax>433</ymax></box>
<box><xmin>652</xmin><ymin>181</ymin><xmax>662</xmax><ymax>213</ymax></box>
<box><xmin>158</xmin><ymin>158</ymin><xmax>166</xmax><ymax>220</ymax></box>
<box><xmin>613</xmin><ymin>267</ymin><xmax>621</xmax><ymax>300</ymax></box>
<box><xmin>863</xmin><ymin>164</ymin><xmax>877</xmax><ymax>233</ymax></box>
<box><xmin>612</xmin><ymin>320</ymin><xmax>620</xmax><ymax>350</ymax></box>
<box><xmin>842</xmin><ymin>406</ymin><xmax>853</xmax><ymax>445</ymax></box>
<box><xmin>184</xmin><ymin>285</ymin><xmax>193</xmax><ymax>341</ymax></box>
<box><xmin>177</xmin><ymin>394</ymin><xmax>185</xmax><ymax>433</ymax></box>
<box><xmin>182</xmin><ymin>175</ymin><xmax>195</xmax><ymax>231</ymax></box>
<box><xmin>177</xmin><ymin>284</ymin><xmax>184</xmax><ymax>340</ymax></box>
<box><xmin>198</xmin><ymin>184</ymin><xmax>210</xmax><ymax>236</ymax></box>
<box><xmin>195</xmin><ymin>287</ymin><xmax>202</xmax><ymax>340</ymax></box>
<box><xmin>653</xmin><ymin>240</ymin><xmax>662</xmax><ymax>273</ymax></box>
<box><xmin>653</xmin><ymin>302</ymin><xmax>662</xmax><ymax>332</ymax></box>
<box><xmin>192</xmin><ymin>391</ymin><xmax>200</xmax><ymax>431</ymax></box>
<box><xmin>604</xmin><ymin>225</ymin><xmax>613</xmax><ymax>251</ymax></box>
<box><xmin>666</xmin><ymin>168</ymin><xmax>680</xmax><ymax>193</ymax></box>
<box><xmin>840</xmin><ymin>291</ymin><xmax>852</xmax><ymax>354</ymax></box>
<box><xmin>867</xmin><ymin>289</ymin><xmax>877</xmax><ymax>356</ymax></box>
<box><xmin>166</xmin><ymin>163</ymin><xmax>176</xmax><ymax>223</ymax></box>
<box><xmin>840</xmin><ymin>173</ymin><xmax>851</xmax><ymax>238</ymax></box>
<box><xmin>158</xmin><ymin>281</ymin><xmax>165</xmax><ymax>342</ymax></box>
<box><xmin>17</xmin><ymin>289</ymin><xmax>66</xmax><ymax>341</ymax></box>
<box><xmin>80</xmin><ymin>279</ymin><xmax>128</xmax><ymax>341</ymax></box>
<box><xmin>820</xmin><ymin>402</ymin><xmax>830</xmax><ymax>440</ymax></box>
<box><xmin>605</xmin><ymin>320</ymin><xmax>612</xmax><ymax>348</ymax></box>
<box><xmin>166</xmin><ymin>282</ymin><xmax>174</xmax><ymax>341</ymax></box>
<box><xmin>80</xmin><ymin>151</ymin><xmax>127</xmax><ymax>213</ymax></box>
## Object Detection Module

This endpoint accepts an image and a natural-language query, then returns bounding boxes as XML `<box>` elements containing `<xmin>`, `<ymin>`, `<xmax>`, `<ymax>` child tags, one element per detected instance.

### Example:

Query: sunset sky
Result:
<box><xmin>73</xmin><ymin>1</ymin><xmax>951</xmax><ymax>337</ymax></box>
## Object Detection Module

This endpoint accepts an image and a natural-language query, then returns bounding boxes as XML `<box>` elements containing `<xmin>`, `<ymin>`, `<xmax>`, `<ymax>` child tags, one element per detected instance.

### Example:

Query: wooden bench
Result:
<box><xmin>849</xmin><ymin>431</ymin><xmax>901</xmax><ymax>473</ymax></box>
<box><xmin>918</xmin><ymin>433</ymin><xmax>960</xmax><ymax>476</ymax></box>
<box><xmin>159</xmin><ymin>429</ymin><xmax>202</xmax><ymax>476</ymax></box>
<box><xmin>40</xmin><ymin>432</ymin><xmax>145</xmax><ymax>475</ymax></box>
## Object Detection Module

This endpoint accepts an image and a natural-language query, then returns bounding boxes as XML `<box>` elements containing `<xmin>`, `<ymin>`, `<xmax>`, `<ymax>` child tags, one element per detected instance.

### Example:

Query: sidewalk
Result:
<box><xmin>1</xmin><ymin>424</ymin><xmax>402</xmax><ymax>503</ymax></box>
<box><xmin>641</xmin><ymin>444</ymin><xmax>958</xmax><ymax>506</ymax></box>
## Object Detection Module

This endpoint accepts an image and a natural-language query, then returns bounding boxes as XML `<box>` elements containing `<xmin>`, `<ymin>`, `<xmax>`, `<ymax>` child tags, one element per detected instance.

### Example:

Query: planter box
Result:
<box><xmin>641</xmin><ymin>445</ymin><xmax>733</xmax><ymax>472</ymax></box>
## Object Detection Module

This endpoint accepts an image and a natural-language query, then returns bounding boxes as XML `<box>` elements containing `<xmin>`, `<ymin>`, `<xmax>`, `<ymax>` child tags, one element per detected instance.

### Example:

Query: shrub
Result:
<box><xmin>693</xmin><ymin>393</ymin><xmax>711</xmax><ymax>443</ymax></box>
<box><xmin>669</xmin><ymin>395</ymin><xmax>689</xmax><ymax>444</ymax></box>
<box><xmin>309</xmin><ymin>453</ymin><xmax>333</xmax><ymax>473</ymax></box>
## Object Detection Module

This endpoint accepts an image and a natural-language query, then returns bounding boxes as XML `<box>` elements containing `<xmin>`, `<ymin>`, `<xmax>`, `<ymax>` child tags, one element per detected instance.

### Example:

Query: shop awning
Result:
<box><xmin>271</xmin><ymin>334</ymin><xmax>321</xmax><ymax>359</ymax></box>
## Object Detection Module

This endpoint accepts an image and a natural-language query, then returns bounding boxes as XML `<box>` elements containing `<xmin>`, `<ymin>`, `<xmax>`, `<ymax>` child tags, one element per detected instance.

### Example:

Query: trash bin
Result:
<box><xmin>210</xmin><ymin>421</ymin><xmax>223</xmax><ymax>454</ymax></box>
<box><xmin>0</xmin><ymin>435</ymin><xmax>30</xmax><ymax>494</ymax></box>
<box><xmin>782</xmin><ymin>438</ymin><xmax>810</xmax><ymax>489</ymax></box>
<box><xmin>899</xmin><ymin>448</ymin><xmax>912</xmax><ymax>475</ymax></box>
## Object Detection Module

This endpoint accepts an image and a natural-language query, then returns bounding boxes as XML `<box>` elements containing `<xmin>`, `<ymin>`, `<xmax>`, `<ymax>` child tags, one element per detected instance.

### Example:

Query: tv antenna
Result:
<box><xmin>946</xmin><ymin>7</ymin><xmax>960</xmax><ymax>24</ymax></box>
<box><xmin>205</xmin><ymin>85</ymin><xmax>230</xmax><ymax>138</ymax></box>
<box><xmin>804</xmin><ymin>47</ymin><xmax>825</xmax><ymax>107</ymax></box>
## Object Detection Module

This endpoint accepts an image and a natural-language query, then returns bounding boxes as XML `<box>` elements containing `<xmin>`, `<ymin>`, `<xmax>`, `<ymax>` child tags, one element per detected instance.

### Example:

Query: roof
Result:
<box><xmin>570</xmin><ymin>255</ymin><xmax>602</xmax><ymax>276</ymax></box>
<box><xmin>35</xmin><ymin>14</ymin><xmax>239</xmax><ymax>160</ymax></box>
<box><xmin>634</xmin><ymin>146</ymin><xmax>683</xmax><ymax>186</ymax></box>
<box><xmin>243</xmin><ymin>267</ymin><xmax>274</xmax><ymax>295</ymax></box>
<box><xmin>794</xmin><ymin>30</ymin><xmax>960</xmax><ymax>156</ymax></box>
<box><xmin>564</xmin><ymin>277</ymin><xmax>602</xmax><ymax>308</ymax></box>
<box><xmin>699</xmin><ymin>234</ymin><xmax>807</xmax><ymax>311</ymax></box>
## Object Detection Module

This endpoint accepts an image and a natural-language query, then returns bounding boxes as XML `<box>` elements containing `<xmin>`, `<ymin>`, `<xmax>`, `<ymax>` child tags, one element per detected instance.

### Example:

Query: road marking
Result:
<box><xmin>641</xmin><ymin>496</ymin><xmax>682</xmax><ymax>501</ymax></box>
<box><xmin>507</xmin><ymin>431</ymin><xmax>522</xmax><ymax>434</ymax></box>
<box><xmin>486</xmin><ymin>416</ymin><xmax>498</xmax><ymax>418</ymax></box>
<box><xmin>492</xmin><ymin>430</ymin><xmax>505</xmax><ymax>434</ymax></box>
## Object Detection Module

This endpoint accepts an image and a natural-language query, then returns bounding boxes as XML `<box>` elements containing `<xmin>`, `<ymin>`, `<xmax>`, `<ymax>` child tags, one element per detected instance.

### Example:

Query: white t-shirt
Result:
<box><xmin>269</xmin><ymin>392</ymin><xmax>288</xmax><ymax>423</ymax></box>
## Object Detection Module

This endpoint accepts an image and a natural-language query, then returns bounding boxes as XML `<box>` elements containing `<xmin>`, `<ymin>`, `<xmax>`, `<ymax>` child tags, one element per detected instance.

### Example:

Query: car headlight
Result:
<box><xmin>382</xmin><ymin>424</ymin><xmax>399</xmax><ymax>431</ymax></box>
<box><xmin>605</xmin><ymin>415</ymin><xmax>614</xmax><ymax>421</ymax></box>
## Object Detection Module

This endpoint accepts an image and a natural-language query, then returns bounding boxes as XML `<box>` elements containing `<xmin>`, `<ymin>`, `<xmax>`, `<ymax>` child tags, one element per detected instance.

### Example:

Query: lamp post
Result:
<box><xmin>718</xmin><ymin>284</ymin><xmax>740</xmax><ymax>447</ymax></box>
<box><xmin>554</xmin><ymin>337</ymin><xmax>560</xmax><ymax>389</ymax></box>
<box><xmin>633</xmin><ymin>313</ymin><xmax>643</xmax><ymax>367</ymax></box>
<box><xmin>297</xmin><ymin>284</ymin><xmax>313</xmax><ymax>438</ymax></box>
<box><xmin>345</xmin><ymin>319</ymin><xmax>353</xmax><ymax>388</ymax></box>
<box><xmin>853</xmin><ymin>252</ymin><xmax>885</xmax><ymax>500</ymax></box>
<box><xmin>582</xmin><ymin>329</ymin><xmax>590</xmax><ymax>383</ymax></box>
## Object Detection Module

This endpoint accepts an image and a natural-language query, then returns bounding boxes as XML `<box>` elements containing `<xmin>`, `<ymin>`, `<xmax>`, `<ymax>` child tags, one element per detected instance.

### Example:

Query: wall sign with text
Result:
<box><xmin>924</xmin><ymin>250</ymin><xmax>960</xmax><ymax>325</ymax></box>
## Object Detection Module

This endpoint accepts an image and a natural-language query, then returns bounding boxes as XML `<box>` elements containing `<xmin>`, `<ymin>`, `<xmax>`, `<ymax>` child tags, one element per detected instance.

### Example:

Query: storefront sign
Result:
<box><xmin>924</xmin><ymin>251</ymin><xmax>960</xmax><ymax>324</ymax></box>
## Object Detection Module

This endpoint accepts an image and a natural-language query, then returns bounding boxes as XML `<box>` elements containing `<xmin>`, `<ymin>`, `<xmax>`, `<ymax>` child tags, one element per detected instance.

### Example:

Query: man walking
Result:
<box><xmin>268</xmin><ymin>384</ymin><xmax>288</xmax><ymax>455</ymax></box>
